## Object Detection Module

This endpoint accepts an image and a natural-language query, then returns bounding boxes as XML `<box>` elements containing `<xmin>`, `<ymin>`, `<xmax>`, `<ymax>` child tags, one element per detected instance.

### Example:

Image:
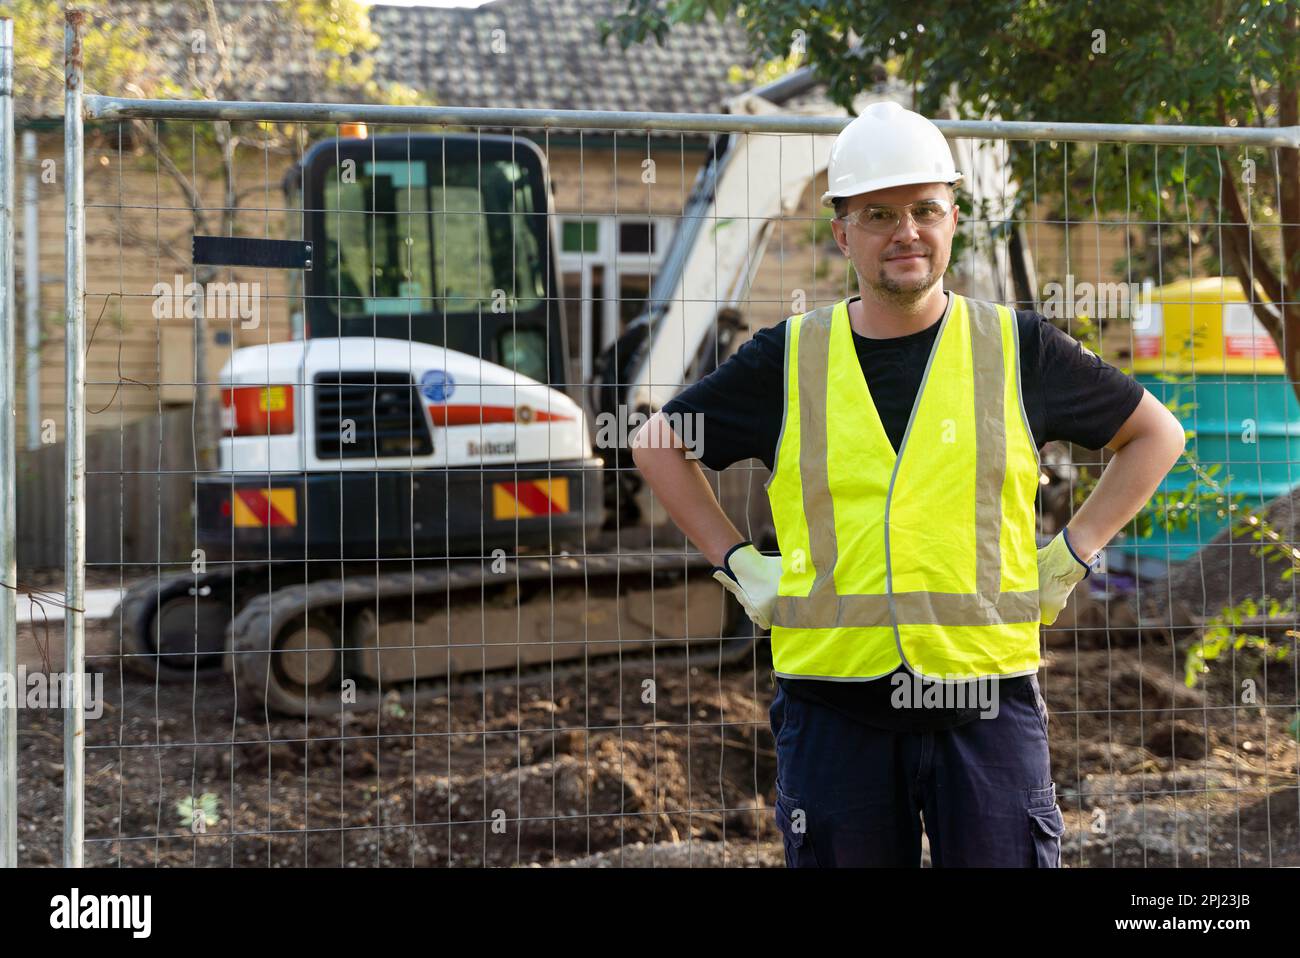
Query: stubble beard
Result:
<box><xmin>864</xmin><ymin>255</ymin><xmax>941</xmax><ymax>312</ymax></box>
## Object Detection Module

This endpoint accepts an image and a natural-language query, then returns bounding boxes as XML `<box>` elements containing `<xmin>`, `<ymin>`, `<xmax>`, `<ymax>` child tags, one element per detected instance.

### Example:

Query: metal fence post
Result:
<box><xmin>0</xmin><ymin>14</ymin><xmax>17</xmax><ymax>870</ymax></box>
<box><xmin>63</xmin><ymin>7</ymin><xmax>86</xmax><ymax>869</ymax></box>
<box><xmin>23</xmin><ymin>130</ymin><xmax>39</xmax><ymax>453</ymax></box>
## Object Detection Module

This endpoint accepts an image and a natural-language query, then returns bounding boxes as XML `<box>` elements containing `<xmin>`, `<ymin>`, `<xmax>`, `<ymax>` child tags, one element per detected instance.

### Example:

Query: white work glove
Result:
<box><xmin>711</xmin><ymin>541</ymin><xmax>784</xmax><ymax>630</ymax></box>
<box><xmin>1037</xmin><ymin>528</ymin><xmax>1097</xmax><ymax>626</ymax></box>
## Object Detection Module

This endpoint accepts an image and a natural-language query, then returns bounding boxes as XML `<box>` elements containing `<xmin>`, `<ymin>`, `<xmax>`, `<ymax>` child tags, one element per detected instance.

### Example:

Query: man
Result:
<box><xmin>630</xmin><ymin>101</ymin><xmax>1185</xmax><ymax>867</ymax></box>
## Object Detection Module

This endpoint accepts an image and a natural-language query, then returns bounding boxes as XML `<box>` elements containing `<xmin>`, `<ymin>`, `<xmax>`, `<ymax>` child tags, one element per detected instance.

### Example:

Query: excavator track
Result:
<box><xmin>226</xmin><ymin>549</ymin><xmax>760</xmax><ymax>717</ymax></box>
<box><xmin>116</xmin><ymin>565</ymin><xmax>289</xmax><ymax>680</ymax></box>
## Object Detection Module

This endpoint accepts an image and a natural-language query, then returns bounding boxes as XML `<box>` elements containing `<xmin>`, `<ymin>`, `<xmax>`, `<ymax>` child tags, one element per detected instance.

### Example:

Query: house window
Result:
<box><xmin>618</xmin><ymin>221</ymin><xmax>656</xmax><ymax>255</ymax></box>
<box><xmin>558</xmin><ymin>215</ymin><xmax>673</xmax><ymax>384</ymax></box>
<box><xmin>561</xmin><ymin>219</ymin><xmax>600</xmax><ymax>254</ymax></box>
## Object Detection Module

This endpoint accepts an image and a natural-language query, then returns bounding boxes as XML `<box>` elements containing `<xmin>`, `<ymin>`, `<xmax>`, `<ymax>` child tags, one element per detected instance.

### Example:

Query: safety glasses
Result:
<box><xmin>838</xmin><ymin>198</ymin><xmax>955</xmax><ymax>234</ymax></box>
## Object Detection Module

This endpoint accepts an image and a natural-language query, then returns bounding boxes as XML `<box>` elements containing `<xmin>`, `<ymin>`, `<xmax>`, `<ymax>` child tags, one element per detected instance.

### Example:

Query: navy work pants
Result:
<box><xmin>769</xmin><ymin>673</ymin><xmax>1066</xmax><ymax>867</ymax></box>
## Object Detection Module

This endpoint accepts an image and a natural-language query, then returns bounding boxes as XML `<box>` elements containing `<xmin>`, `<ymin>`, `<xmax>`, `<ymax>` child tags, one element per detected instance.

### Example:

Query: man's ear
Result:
<box><xmin>831</xmin><ymin>219</ymin><xmax>849</xmax><ymax>255</ymax></box>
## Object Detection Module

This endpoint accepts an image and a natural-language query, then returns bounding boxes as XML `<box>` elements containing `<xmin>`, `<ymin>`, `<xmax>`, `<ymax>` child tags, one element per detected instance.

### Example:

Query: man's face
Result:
<box><xmin>830</xmin><ymin>182</ymin><xmax>959</xmax><ymax>307</ymax></box>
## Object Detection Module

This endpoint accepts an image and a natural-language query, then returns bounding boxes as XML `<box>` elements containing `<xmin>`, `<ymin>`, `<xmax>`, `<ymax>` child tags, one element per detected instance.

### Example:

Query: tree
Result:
<box><xmin>119</xmin><ymin>0</ymin><xmax>425</xmax><ymax>468</ymax></box>
<box><xmin>601</xmin><ymin>1</ymin><xmax>1300</xmax><ymax>400</ymax></box>
<box><xmin>3</xmin><ymin>0</ymin><xmax>155</xmax><ymax>113</ymax></box>
<box><xmin>4</xmin><ymin>0</ymin><xmax>426</xmax><ymax>468</ymax></box>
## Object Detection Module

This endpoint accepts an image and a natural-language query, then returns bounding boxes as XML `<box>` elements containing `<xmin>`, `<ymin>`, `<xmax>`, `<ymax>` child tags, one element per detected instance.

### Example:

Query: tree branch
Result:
<box><xmin>129</xmin><ymin>118</ymin><xmax>212</xmax><ymax>237</ymax></box>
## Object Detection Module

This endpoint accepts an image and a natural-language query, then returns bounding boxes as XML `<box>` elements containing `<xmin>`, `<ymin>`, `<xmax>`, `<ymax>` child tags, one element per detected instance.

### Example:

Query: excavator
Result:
<box><xmin>112</xmin><ymin>79</ymin><xmax>1018</xmax><ymax>715</ymax></box>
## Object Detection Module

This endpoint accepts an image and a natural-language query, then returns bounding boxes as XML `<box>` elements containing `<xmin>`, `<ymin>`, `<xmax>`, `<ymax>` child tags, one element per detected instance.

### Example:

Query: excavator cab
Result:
<box><xmin>284</xmin><ymin>132</ymin><xmax>571</xmax><ymax>397</ymax></box>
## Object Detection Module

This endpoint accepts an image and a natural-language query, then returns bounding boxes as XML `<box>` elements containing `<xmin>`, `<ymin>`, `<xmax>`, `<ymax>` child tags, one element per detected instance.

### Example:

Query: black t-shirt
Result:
<box><xmin>662</xmin><ymin>291</ymin><xmax>1145</xmax><ymax>733</ymax></box>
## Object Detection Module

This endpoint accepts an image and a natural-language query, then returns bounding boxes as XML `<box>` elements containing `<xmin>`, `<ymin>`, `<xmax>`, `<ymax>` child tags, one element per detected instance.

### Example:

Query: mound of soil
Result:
<box><xmin>1164</xmin><ymin>485</ymin><xmax>1300</xmax><ymax>620</ymax></box>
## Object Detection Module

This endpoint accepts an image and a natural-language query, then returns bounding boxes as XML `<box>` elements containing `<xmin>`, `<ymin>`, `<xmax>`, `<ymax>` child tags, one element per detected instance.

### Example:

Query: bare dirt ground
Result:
<box><xmin>16</xmin><ymin>609</ymin><xmax>786</xmax><ymax>867</ymax></box>
<box><xmin>11</xmin><ymin>571</ymin><xmax>1300</xmax><ymax>867</ymax></box>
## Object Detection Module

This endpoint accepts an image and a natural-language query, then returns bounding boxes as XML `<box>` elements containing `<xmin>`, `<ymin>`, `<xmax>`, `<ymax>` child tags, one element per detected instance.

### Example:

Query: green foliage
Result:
<box><xmin>1184</xmin><ymin>594</ymin><xmax>1296</xmax><ymax>689</ymax></box>
<box><xmin>727</xmin><ymin>47</ymin><xmax>807</xmax><ymax>89</ymax></box>
<box><xmin>176</xmin><ymin>792</ymin><xmax>221</xmax><ymax>831</ymax></box>
<box><xmin>1</xmin><ymin>0</ymin><xmax>160</xmax><ymax>105</ymax></box>
<box><xmin>2</xmin><ymin>0</ymin><xmax>426</xmax><ymax>111</ymax></box>
<box><xmin>601</xmin><ymin>2</ymin><xmax>1297</xmax><ymax>133</ymax></box>
<box><xmin>806</xmin><ymin>205</ymin><xmax>836</xmax><ymax>249</ymax></box>
<box><xmin>293</xmin><ymin>0</ymin><xmax>425</xmax><ymax>106</ymax></box>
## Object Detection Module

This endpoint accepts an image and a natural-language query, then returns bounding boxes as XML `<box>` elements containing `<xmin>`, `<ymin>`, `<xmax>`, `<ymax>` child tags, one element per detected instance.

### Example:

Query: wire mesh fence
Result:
<box><xmin>3</xmin><ymin>11</ymin><xmax>1300</xmax><ymax>868</ymax></box>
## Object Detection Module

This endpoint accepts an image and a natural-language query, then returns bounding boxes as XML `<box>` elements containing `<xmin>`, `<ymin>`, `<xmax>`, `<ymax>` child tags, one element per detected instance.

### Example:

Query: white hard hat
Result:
<box><xmin>821</xmin><ymin>101</ymin><xmax>963</xmax><ymax>208</ymax></box>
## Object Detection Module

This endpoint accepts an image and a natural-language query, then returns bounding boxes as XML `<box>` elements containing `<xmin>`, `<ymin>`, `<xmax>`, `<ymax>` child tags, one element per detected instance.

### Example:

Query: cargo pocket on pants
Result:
<box><xmin>774</xmin><ymin>786</ymin><xmax>818</xmax><ymax>868</ymax></box>
<box><xmin>1027</xmin><ymin>783</ymin><xmax>1065</xmax><ymax>868</ymax></box>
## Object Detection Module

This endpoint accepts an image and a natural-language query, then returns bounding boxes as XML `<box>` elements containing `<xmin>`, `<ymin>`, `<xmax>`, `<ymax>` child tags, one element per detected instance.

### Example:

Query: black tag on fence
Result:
<box><xmin>192</xmin><ymin>235</ymin><xmax>313</xmax><ymax>270</ymax></box>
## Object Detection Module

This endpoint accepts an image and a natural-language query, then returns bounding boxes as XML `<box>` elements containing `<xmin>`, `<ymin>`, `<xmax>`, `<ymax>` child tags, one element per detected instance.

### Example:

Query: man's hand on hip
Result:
<box><xmin>1036</xmin><ymin>528</ymin><xmax>1094</xmax><ymax>625</ymax></box>
<box><xmin>712</xmin><ymin>541</ymin><xmax>783</xmax><ymax>630</ymax></box>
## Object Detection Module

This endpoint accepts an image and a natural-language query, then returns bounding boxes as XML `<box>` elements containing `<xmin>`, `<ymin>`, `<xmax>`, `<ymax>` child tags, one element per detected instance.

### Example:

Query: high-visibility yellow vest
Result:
<box><xmin>765</xmin><ymin>292</ymin><xmax>1042</xmax><ymax>681</ymax></box>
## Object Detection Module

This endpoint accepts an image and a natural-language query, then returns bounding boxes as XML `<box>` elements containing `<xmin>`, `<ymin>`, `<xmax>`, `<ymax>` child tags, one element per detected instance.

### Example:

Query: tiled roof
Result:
<box><xmin>23</xmin><ymin>0</ymin><xmax>763</xmax><ymax>128</ymax></box>
<box><xmin>367</xmin><ymin>0</ymin><xmax>759</xmax><ymax>116</ymax></box>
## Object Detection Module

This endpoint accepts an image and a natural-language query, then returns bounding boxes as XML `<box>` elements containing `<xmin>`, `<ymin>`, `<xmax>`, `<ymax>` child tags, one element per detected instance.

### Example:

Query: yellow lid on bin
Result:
<box><xmin>1131</xmin><ymin>276</ymin><xmax>1282</xmax><ymax>375</ymax></box>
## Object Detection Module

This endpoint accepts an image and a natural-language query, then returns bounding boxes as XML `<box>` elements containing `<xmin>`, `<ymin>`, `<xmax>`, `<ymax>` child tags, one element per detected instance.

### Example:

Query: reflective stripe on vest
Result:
<box><xmin>764</xmin><ymin>293</ymin><xmax>1043</xmax><ymax>682</ymax></box>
